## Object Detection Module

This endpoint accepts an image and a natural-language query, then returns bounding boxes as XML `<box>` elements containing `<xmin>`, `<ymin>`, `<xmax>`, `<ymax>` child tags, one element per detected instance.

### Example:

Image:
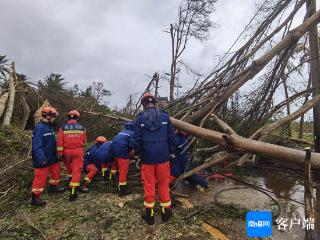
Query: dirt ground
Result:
<box><xmin>0</xmin><ymin>165</ymin><xmax>317</xmax><ymax>240</ymax></box>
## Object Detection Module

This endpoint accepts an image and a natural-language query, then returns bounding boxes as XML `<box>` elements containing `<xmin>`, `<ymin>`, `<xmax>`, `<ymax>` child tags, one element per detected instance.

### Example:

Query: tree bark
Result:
<box><xmin>306</xmin><ymin>0</ymin><xmax>320</xmax><ymax>152</ymax></box>
<box><xmin>170</xmin><ymin>117</ymin><xmax>320</xmax><ymax>169</ymax></box>
<box><xmin>0</xmin><ymin>92</ymin><xmax>9</xmax><ymax>118</ymax></box>
<box><xmin>2</xmin><ymin>62</ymin><xmax>16</xmax><ymax>127</ymax></box>
<box><xmin>304</xmin><ymin>148</ymin><xmax>315</xmax><ymax>239</ymax></box>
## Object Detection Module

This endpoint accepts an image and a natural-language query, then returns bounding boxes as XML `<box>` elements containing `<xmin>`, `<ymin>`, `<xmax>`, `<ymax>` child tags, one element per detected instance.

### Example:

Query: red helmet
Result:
<box><xmin>95</xmin><ymin>136</ymin><xmax>107</xmax><ymax>143</ymax></box>
<box><xmin>68</xmin><ymin>110</ymin><xmax>80</xmax><ymax>119</ymax></box>
<box><xmin>41</xmin><ymin>106</ymin><xmax>59</xmax><ymax>117</ymax></box>
<box><xmin>141</xmin><ymin>93</ymin><xmax>156</xmax><ymax>106</ymax></box>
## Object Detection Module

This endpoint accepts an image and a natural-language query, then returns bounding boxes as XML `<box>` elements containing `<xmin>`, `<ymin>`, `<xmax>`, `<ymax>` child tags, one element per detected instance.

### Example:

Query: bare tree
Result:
<box><xmin>167</xmin><ymin>0</ymin><xmax>216</xmax><ymax>101</ymax></box>
<box><xmin>306</xmin><ymin>0</ymin><xmax>320</xmax><ymax>152</ymax></box>
<box><xmin>2</xmin><ymin>62</ymin><xmax>16</xmax><ymax>127</ymax></box>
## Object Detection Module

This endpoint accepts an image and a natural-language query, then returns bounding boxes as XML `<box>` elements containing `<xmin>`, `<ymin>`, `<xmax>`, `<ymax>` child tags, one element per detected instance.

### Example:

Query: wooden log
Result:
<box><xmin>210</xmin><ymin>114</ymin><xmax>237</xmax><ymax>135</ymax></box>
<box><xmin>87</xmin><ymin>110</ymin><xmax>320</xmax><ymax>169</ymax></box>
<box><xmin>171</xmin><ymin>191</ymin><xmax>189</xmax><ymax>198</ymax></box>
<box><xmin>84</xmin><ymin>111</ymin><xmax>131</xmax><ymax>122</ymax></box>
<box><xmin>304</xmin><ymin>147</ymin><xmax>315</xmax><ymax>240</ymax></box>
<box><xmin>171</xmin><ymin>118</ymin><xmax>320</xmax><ymax>169</ymax></box>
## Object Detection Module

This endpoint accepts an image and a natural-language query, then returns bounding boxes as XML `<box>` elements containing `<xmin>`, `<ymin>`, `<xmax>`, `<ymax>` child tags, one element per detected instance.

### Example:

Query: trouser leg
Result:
<box><xmin>156</xmin><ymin>161</ymin><xmax>171</xmax><ymax>208</ymax></box>
<box><xmin>141</xmin><ymin>164</ymin><xmax>156</xmax><ymax>208</ymax></box>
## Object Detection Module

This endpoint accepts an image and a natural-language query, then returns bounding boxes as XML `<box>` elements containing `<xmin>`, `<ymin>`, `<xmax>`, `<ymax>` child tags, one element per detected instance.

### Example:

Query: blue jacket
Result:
<box><xmin>83</xmin><ymin>143</ymin><xmax>103</xmax><ymax>170</ymax></box>
<box><xmin>95</xmin><ymin>141</ymin><xmax>113</xmax><ymax>164</ymax></box>
<box><xmin>32</xmin><ymin>120</ymin><xmax>58</xmax><ymax>168</ymax></box>
<box><xmin>170</xmin><ymin>132</ymin><xmax>208</xmax><ymax>187</ymax></box>
<box><xmin>131</xmin><ymin>107</ymin><xmax>176</xmax><ymax>164</ymax></box>
<box><xmin>171</xmin><ymin>132</ymin><xmax>189</xmax><ymax>177</ymax></box>
<box><xmin>112</xmin><ymin>122</ymin><xmax>135</xmax><ymax>159</ymax></box>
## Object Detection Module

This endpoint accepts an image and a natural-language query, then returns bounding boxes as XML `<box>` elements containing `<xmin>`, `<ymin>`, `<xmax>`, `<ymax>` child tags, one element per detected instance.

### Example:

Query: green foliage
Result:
<box><xmin>0</xmin><ymin>55</ymin><xmax>9</xmax><ymax>82</ymax></box>
<box><xmin>0</xmin><ymin>128</ymin><xmax>32</xmax><ymax>216</ymax></box>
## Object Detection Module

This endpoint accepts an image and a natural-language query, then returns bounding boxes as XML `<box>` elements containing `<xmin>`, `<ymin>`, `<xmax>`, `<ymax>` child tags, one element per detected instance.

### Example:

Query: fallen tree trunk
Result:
<box><xmin>170</xmin><ymin>118</ymin><xmax>320</xmax><ymax>169</ymax></box>
<box><xmin>88</xmin><ymin>110</ymin><xmax>320</xmax><ymax>169</ymax></box>
<box><xmin>84</xmin><ymin>111</ymin><xmax>131</xmax><ymax>122</ymax></box>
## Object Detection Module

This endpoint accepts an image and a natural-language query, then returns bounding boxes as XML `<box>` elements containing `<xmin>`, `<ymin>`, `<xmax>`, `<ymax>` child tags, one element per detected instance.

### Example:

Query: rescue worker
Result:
<box><xmin>95</xmin><ymin>139</ymin><xmax>114</xmax><ymax>182</ymax></box>
<box><xmin>31</xmin><ymin>106</ymin><xmax>64</xmax><ymax>206</ymax></box>
<box><xmin>170</xmin><ymin>130</ymin><xmax>209</xmax><ymax>192</ymax></box>
<box><xmin>81</xmin><ymin>136</ymin><xmax>107</xmax><ymax>192</ymax></box>
<box><xmin>131</xmin><ymin>93</ymin><xmax>176</xmax><ymax>225</ymax></box>
<box><xmin>57</xmin><ymin>110</ymin><xmax>86</xmax><ymax>201</ymax></box>
<box><xmin>111</xmin><ymin>122</ymin><xmax>135</xmax><ymax>197</ymax></box>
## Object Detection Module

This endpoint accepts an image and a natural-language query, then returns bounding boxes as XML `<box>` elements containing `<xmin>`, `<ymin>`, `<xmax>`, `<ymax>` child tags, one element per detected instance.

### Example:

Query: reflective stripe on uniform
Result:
<box><xmin>101</xmin><ymin>168</ymin><xmax>107</xmax><ymax>176</ymax></box>
<box><xmin>160</xmin><ymin>201</ymin><xmax>171</xmax><ymax>207</ymax></box>
<box><xmin>67</xmin><ymin>174</ymin><xmax>72</xmax><ymax>177</ymax></box>
<box><xmin>69</xmin><ymin>182</ymin><xmax>80</xmax><ymax>187</ymax></box>
<box><xmin>110</xmin><ymin>169</ymin><xmax>117</xmax><ymax>174</ymax></box>
<box><xmin>119</xmin><ymin>181</ymin><xmax>127</xmax><ymax>186</ymax></box>
<box><xmin>43</xmin><ymin>132</ymin><xmax>54</xmax><ymax>136</ymax></box>
<box><xmin>57</xmin><ymin>146</ymin><xmax>64</xmax><ymax>151</ymax></box>
<box><xmin>32</xmin><ymin>188</ymin><xmax>44</xmax><ymax>193</ymax></box>
<box><xmin>119</xmin><ymin>132</ymin><xmax>130</xmax><ymax>136</ymax></box>
<box><xmin>144</xmin><ymin>201</ymin><xmax>155</xmax><ymax>208</ymax></box>
<box><xmin>63</xmin><ymin>130</ymin><xmax>84</xmax><ymax>134</ymax></box>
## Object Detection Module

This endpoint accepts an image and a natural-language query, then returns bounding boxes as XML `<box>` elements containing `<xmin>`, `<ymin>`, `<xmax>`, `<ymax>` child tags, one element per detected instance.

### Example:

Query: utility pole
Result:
<box><xmin>306</xmin><ymin>0</ymin><xmax>320</xmax><ymax>152</ymax></box>
<box><xmin>153</xmin><ymin>72</ymin><xmax>159</xmax><ymax>100</ymax></box>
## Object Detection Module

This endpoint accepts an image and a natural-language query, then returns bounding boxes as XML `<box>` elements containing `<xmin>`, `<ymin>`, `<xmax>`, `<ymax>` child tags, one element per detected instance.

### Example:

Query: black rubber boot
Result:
<box><xmin>142</xmin><ymin>208</ymin><xmax>155</xmax><ymax>225</ymax></box>
<box><xmin>102</xmin><ymin>169</ymin><xmax>109</xmax><ymax>183</ymax></box>
<box><xmin>161</xmin><ymin>207</ymin><xmax>173</xmax><ymax>223</ymax></box>
<box><xmin>118</xmin><ymin>185</ymin><xmax>131</xmax><ymax>197</ymax></box>
<box><xmin>109</xmin><ymin>173</ymin><xmax>117</xmax><ymax>182</ymax></box>
<box><xmin>69</xmin><ymin>187</ymin><xmax>78</xmax><ymax>202</ymax></box>
<box><xmin>48</xmin><ymin>184</ymin><xmax>65</xmax><ymax>193</ymax></box>
<box><xmin>31</xmin><ymin>193</ymin><xmax>46</xmax><ymax>207</ymax></box>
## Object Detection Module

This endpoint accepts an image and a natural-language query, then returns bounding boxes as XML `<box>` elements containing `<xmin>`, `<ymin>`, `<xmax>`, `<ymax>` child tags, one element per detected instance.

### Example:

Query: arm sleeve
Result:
<box><xmin>130</xmin><ymin>118</ymin><xmax>142</xmax><ymax>152</ymax></box>
<box><xmin>32</xmin><ymin>126</ymin><xmax>46</xmax><ymax>162</ymax></box>
<box><xmin>57</xmin><ymin>128</ymin><xmax>64</xmax><ymax>154</ymax></box>
<box><xmin>128</xmin><ymin>131</ymin><xmax>134</xmax><ymax>151</ymax></box>
<box><xmin>166</xmin><ymin>117</ymin><xmax>177</xmax><ymax>154</ymax></box>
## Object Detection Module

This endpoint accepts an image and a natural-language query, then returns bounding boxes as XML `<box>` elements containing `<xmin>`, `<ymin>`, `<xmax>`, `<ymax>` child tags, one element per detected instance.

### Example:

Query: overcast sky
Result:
<box><xmin>0</xmin><ymin>0</ymin><xmax>315</xmax><ymax>108</ymax></box>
